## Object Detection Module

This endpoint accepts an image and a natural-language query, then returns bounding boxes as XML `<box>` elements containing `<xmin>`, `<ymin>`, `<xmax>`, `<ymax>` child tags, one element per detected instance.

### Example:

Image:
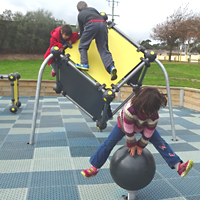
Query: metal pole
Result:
<box><xmin>29</xmin><ymin>54</ymin><xmax>53</xmax><ymax>144</ymax></box>
<box><xmin>10</xmin><ymin>81</ymin><xmax>15</xmax><ymax>107</ymax></box>
<box><xmin>155</xmin><ymin>59</ymin><xmax>176</xmax><ymax>141</ymax></box>
<box><xmin>112</xmin><ymin>91</ymin><xmax>135</xmax><ymax>116</ymax></box>
<box><xmin>0</xmin><ymin>75</ymin><xmax>9</xmax><ymax>79</ymax></box>
<box><xmin>127</xmin><ymin>190</ymin><xmax>137</xmax><ymax>200</ymax></box>
<box><xmin>117</xmin><ymin>89</ymin><xmax>121</xmax><ymax>101</ymax></box>
<box><xmin>112</xmin><ymin>0</ymin><xmax>114</xmax><ymax>22</ymax></box>
<box><xmin>116</xmin><ymin>62</ymin><xmax>145</xmax><ymax>90</ymax></box>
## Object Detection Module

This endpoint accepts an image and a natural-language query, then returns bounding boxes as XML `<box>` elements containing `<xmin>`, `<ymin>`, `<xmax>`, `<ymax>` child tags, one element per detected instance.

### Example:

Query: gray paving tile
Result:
<box><xmin>12</xmin><ymin>124</ymin><xmax>32</xmax><ymax>128</ymax></box>
<box><xmin>30</xmin><ymin>170</ymin><xmax>75</xmax><ymax>187</ymax></box>
<box><xmin>62</xmin><ymin>115</ymin><xmax>83</xmax><ymax>119</ymax></box>
<box><xmin>66</xmin><ymin>130</ymin><xmax>95</xmax><ymax>138</ymax></box>
<box><xmin>0</xmin><ymin>134</ymin><xmax>7</xmax><ymax>141</ymax></box>
<box><xmin>5</xmin><ymin>134</ymin><xmax>30</xmax><ymax>142</ymax></box>
<box><xmin>78</xmin><ymin>183</ymin><xmax>125</xmax><ymax>200</ymax></box>
<box><xmin>39</xmin><ymin>116</ymin><xmax>63</xmax><ymax>127</ymax></box>
<box><xmin>0</xmin><ymin>172</ymin><xmax>29</xmax><ymax>189</ymax></box>
<box><xmin>0</xmin><ymin>104</ymin><xmax>10</xmax><ymax>108</ymax></box>
<box><xmin>42</xmin><ymin>107</ymin><xmax>61</xmax><ymax>112</ymax></box>
<box><xmin>64</xmin><ymin>123</ymin><xmax>91</xmax><ymax>132</ymax></box>
<box><xmin>178</xmin><ymin>134</ymin><xmax>200</xmax><ymax>142</ymax></box>
<box><xmin>33</xmin><ymin>146</ymin><xmax>70</xmax><ymax>159</ymax></box>
<box><xmin>168</xmin><ymin>143</ymin><xmax>199</xmax><ymax>152</ymax></box>
<box><xmin>0</xmin><ymin>160</ymin><xmax>32</xmax><ymax>173</ymax></box>
<box><xmin>170</xmin><ymin>177</ymin><xmax>200</xmax><ymax>196</ymax></box>
<box><xmin>173</xmin><ymin>129</ymin><xmax>199</xmax><ymax>136</ymax></box>
<box><xmin>36</xmin><ymin>132</ymin><xmax>66</xmax><ymax>141</ymax></box>
<box><xmin>0</xmin><ymin>97</ymin><xmax>199</xmax><ymax>200</ymax></box>
<box><xmin>174</xmin><ymin>118</ymin><xmax>200</xmax><ymax>129</ymax></box>
<box><xmin>43</xmin><ymin>102</ymin><xmax>59</xmax><ymax>106</ymax></box>
<box><xmin>36</xmin><ymin>139</ymin><xmax>68</xmax><ymax>148</ymax></box>
<box><xmin>18</xmin><ymin>113</ymin><xmax>41</xmax><ymax>120</ymax></box>
<box><xmin>192</xmin><ymin>163</ymin><xmax>200</xmax><ymax>173</ymax></box>
<box><xmin>59</xmin><ymin>104</ymin><xmax>77</xmax><ymax>109</ymax></box>
<box><xmin>0</xmin><ymin>149</ymin><xmax>34</xmax><ymax>160</ymax></box>
<box><xmin>1</xmin><ymin>141</ymin><xmax>35</xmax><ymax>150</ymax></box>
<box><xmin>0</xmin><ymin>120</ymin><xmax>16</xmax><ymax>124</ymax></box>
<box><xmin>68</xmin><ymin>137</ymin><xmax>99</xmax><ymax>146</ymax></box>
<box><xmin>0</xmin><ymin>128</ymin><xmax>10</xmax><ymax>134</ymax></box>
<box><xmin>27</xmin><ymin>186</ymin><xmax>80</xmax><ymax>200</ymax></box>
<box><xmin>97</xmin><ymin>137</ymin><xmax>126</xmax><ymax>145</ymax></box>
<box><xmin>0</xmin><ymin>188</ymin><xmax>28</xmax><ymax>200</ymax></box>
<box><xmin>137</xmin><ymin>179</ymin><xmax>181</xmax><ymax>199</ymax></box>
<box><xmin>32</xmin><ymin>158</ymin><xmax>73</xmax><ymax>171</ymax></box>
<box><xmin>70</xmin><ymin>146</ymin><xmax>99</xmax><ymax>157</ymax></box>
<box><xmin>187</xmin><ymin>195</ymin><xmax>200</xmax><ymax>200</ymax></box>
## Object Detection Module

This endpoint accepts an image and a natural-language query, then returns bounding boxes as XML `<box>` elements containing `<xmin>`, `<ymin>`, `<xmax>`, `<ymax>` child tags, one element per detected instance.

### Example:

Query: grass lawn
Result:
<box><xmin>1</xmin><ymin>59</ymin><xmax>200</xmax><ymax>89</ymax></box>
<box><xmin>143</xmin><ymin>62</ymin><xmax>200</xmax><ymax>89</ymax></box>
<box><xmin>0</xmin><ymin>60</ymin><xmax>54</xmax><ymax>80</ymax></box>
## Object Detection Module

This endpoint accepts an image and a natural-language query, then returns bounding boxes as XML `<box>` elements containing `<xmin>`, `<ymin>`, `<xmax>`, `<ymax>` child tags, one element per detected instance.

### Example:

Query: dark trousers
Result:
<box><xmin>79</xmin><ymin>21</ymin><xmax>114</xmax><ymax>73</ymax></box>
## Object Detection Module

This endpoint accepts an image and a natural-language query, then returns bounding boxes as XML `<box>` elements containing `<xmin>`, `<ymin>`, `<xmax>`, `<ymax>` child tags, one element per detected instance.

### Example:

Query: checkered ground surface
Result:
<box><xmin>0</xmin><ymin>96</ymin><xmax>200</xmax><ymax>200</ymax></box>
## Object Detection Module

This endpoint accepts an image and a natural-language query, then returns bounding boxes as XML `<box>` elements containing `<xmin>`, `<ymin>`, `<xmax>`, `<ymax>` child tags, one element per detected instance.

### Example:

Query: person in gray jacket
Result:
<box><xmin>76</xmin><ymin>1</ymin><xmax>117</xmax><ymax>81</ymax></box>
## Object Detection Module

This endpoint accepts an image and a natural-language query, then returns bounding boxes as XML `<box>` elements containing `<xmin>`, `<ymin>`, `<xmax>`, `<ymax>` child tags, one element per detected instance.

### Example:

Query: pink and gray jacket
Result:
<box><xmin>117</xmin><ymin>100</ymin><xmax>159</xmax><ymax>149</ymax></box>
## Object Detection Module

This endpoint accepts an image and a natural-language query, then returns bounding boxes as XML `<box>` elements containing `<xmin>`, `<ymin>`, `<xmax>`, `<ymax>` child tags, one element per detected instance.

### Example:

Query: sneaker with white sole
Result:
<box><xmin>76</xmin><ymin>64</ymin><xmax>89</xmax><ymax>71</ymax></box>
<box><xmin>81</xmin><ymin>166</ymin><xmax>99</xmax><ymax>178</ymax></box>
<box><xmin>178</xmin><ymin>160</ymin><xmax>194</xmax><ymax>178</ymax></box>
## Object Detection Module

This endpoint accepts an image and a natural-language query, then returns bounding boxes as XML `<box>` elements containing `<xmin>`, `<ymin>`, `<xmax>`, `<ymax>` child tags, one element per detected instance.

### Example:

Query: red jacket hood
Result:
<box><xmin>51</xmin><ymin>27</ymin><xmax>61</xmax><ymax>40</ymax></box>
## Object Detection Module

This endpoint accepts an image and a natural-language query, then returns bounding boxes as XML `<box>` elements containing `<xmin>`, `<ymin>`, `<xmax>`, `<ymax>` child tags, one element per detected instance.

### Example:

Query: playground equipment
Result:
<box><xmin>29</xmin><ymin>21</ymin><xmax>176</xmax><ymax>144</ymax></box>
<box><xmin>0</xmin><ymin>73</ymin><xmax>21</xmax><ymax>113</ymax></box>
<box><xmin>110</xmin><ymin>146</ymin><xmax>156</xmax><ymax>200</ymax></box>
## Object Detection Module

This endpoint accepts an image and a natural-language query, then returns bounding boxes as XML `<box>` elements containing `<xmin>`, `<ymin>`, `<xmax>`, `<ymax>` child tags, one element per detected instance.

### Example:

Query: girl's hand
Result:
<box><xmin>136</xmin><ymin>146</ymin><xmax>143</xmax><ymax>155</ymax></box>
<box><xmin>68</xmin><ymin>40</ymin><xmax>72</xmax><ymax>44</ymax></box>
<box><xmin>128</xmin><ymin>146</ymin><xmax>137</xmax><ymax>156</ymax></box>
<box><xmin>128</xmin><ymin>146</ymin><xmax>143</xmax><ymax>156</ymax></box>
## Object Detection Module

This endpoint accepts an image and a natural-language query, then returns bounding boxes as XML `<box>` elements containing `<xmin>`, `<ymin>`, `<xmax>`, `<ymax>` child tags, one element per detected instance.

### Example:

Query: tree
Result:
<box><xmin>0</xmin><ymin>9</ymin><xmax>66</xmax><ymax>53</ymax></box>
<box><xmin>14</xmin><ymin>9</ymin><xmax>66</xmax><ymax>53</ymax></box>
<box><xmin>0</xmin><ymin>9</ymin><xmax>13</xmax><ymax>20</ymax></box>
<box><xmin>151</xmin><ymin>5</ymin><xmax>193</xmax><ymax>61</ymax></box>
<box><xmin>0</xmin><ymin>10</ymin><xmax>15</xmax><ymax>52</ymax></box>
<box><xmin>179</xmin><ymin>15</ymin><xmax>200</xmax><ymax>55</ymax></box>
<box><xmin>140</xmin><ymin>39</ymin><xmax>152</xmax><ymax>49</ymax></box>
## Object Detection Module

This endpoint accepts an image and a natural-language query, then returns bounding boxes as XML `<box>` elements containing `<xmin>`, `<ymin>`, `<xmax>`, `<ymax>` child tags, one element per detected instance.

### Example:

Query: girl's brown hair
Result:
<box><xmin>131</xmin><ymin>86</ymin><xmax>167</xmax><ymax>117</ymax></box>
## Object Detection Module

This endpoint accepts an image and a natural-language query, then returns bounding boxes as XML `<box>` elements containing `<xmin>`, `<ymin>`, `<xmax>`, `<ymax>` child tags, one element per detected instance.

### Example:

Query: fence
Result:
<box><xmin>1</xmin><ymin>79</ymin><xmax>200</xmax><ymax>112</ymax></box>
<box><xmin>157</xmin><ymin>54</ymin><xmax>200</xmax><ymax>63</ymax></box>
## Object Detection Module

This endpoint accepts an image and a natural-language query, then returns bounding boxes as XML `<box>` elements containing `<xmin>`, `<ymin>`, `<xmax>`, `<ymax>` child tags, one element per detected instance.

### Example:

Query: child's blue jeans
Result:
<box><xmin>90</xmin><ymin>124</ymin><xmax>182</xmax><ymax>169</ymax></box>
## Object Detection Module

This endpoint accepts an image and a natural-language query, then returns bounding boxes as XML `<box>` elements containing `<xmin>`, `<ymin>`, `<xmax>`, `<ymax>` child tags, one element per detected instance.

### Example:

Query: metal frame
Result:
<box><xmin>29</xmin><ymin>28</ymin><xmax>176</xmax><ymax>144</ymax></box>
<box><xmin>29</xmin><ymin>54</ymin><xmax>53</xmax><ymax>144</ymax></box>
<box><xmin>111</xmin><ymin>26</ymin><xmax>176</xmax><ymax>140</ymax></box>
<box><xmin>155</xmin><ymin>59</ymin><xmax>176</xmax><ymax>141</ymax></box>
<box><xmin>0</xmin><ymin>73</ymin><xmax>21</xmax><ymax>113</ymax></box>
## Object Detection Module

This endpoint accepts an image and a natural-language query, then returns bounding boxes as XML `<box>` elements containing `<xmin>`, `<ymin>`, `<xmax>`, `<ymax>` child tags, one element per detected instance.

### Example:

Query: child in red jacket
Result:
<box><xmin>44</xmin><ymin>24</ymin><xmax>79</xmax><ymax>77</ymax></box>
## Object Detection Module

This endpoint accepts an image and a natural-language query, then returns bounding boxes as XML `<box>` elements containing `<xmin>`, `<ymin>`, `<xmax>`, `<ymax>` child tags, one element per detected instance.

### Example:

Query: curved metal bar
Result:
<box><xmin>29</xmin><ymin>54</ymin><xmax>54</xmax><ymax>144</ymax></box>
<box><xmin>155</xmin><ymin>58</ymin><xmax>176</xmax><ymax>141</ymax></box>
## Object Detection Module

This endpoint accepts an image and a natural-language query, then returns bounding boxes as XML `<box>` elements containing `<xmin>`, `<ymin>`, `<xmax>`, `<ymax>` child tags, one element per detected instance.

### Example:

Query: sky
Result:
<box><xmin>1</xmin><ymin>0</ymin><xmax>200</xmax><ymax>43</ymax></box>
